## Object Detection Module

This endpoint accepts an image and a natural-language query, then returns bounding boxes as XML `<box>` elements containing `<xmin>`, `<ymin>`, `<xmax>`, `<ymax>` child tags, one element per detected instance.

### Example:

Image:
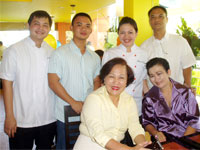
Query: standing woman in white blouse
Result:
<box><xmin>102</xmin><ymin>17</ymin><xmax>149</xmax><ymax>121</ymax></box>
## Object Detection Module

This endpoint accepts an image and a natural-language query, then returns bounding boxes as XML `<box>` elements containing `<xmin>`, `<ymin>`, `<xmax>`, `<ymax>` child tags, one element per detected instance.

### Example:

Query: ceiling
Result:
<box><xmin>0</xmin><ymin>0</ymin><xmax>115</xmax><ymax>23</ymax></box>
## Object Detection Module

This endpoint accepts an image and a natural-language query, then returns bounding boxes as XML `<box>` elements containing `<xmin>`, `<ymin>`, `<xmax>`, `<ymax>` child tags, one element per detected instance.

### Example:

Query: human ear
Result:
<box><xmin>167</xmin><ymin>69</ymin><xmax>171</xmax><ymax>76</ymax></box>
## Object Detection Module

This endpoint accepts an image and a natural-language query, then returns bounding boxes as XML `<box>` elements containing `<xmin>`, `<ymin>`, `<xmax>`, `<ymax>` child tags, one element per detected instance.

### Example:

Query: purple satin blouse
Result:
<box><xmin>142</xmin><ymin>79</ymin><xmax>200</xmax><ymax>138</ymax></box>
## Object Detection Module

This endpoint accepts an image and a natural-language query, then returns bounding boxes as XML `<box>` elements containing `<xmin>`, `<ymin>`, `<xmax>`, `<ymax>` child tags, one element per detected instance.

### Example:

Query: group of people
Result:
<box><xmin>0</xmin><ymin>5</ymin><xmax>199</xmax><ymax>150</ymax></box>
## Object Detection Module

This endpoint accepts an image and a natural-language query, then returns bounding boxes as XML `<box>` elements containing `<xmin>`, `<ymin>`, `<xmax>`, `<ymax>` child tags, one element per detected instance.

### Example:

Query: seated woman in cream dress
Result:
<box><xmin>74</xmin><ymin>58</ymin><xmax>151</xmax><ymax>150</ymax></box>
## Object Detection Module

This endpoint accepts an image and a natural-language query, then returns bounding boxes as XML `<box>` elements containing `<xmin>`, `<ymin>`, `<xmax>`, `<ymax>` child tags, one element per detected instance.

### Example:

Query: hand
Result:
<box><xmin>4</xmin><ymin>116</ymin><xmax>17</xmax><ymax>138</ymax></box>
<box><xmin>191</xmin><ymin>87</ymin><xmax>196</xmax><ymax>96</ymax></box>
<box><xmin>156</xmin><ymin>131</ymin><xmax>166</xmax><ymax>142</ymax></box>
<box><xmin>71</xmin><ymin>101</ymin><xmax>83</xmax><ymax>114</ymax></box>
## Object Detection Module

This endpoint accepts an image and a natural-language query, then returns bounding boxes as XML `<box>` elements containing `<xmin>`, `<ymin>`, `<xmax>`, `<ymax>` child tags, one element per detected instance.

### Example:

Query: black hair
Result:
<box><xmin>146</xmin><ymin>57</ymin><xmax>170</xmax><ymax>75</ymax></box>
<box><xmin>71</xmin><ymin>12</ymin><xmax>92</xmax><ymax>25</ymax></box>
<box><xmin>95</xmin><ymin>49</ymin><xmax>104</xmax><ymax>58</ymax></box>
<box><xmin>118</xmin><ymin>17</ymin><xmax>138</xmax><ymax>33</ymax></box>
<box><xmin>100</xmin><ymin>58</ymin><xmax>134</xmax><ymax>87</ymax></box>
<box><xmin>28</xmin><ymin>10</ymin><xmax>52</xmax><ymax>27</ymax></box>
<box><xmin>148</xmin><ymin>5</ymin><xmax>168</xmax><ymax>17</ymax></box>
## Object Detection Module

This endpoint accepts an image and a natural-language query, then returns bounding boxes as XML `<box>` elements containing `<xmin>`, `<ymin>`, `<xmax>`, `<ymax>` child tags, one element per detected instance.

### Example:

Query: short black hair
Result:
<box><xmin>118</xmin><ymin>17</ymin><xmax>138</xmax><ymax>33</ymax></box>
<box><xmin>71</xmin><ymin>12</ymin><xmax>92</xmax><ymax>26</ymax></box>
<box><xmin>146</xmin><ymin>57</ymin><xmax>170</xmax><ymax>75</ymax></box>
<box><xmin>28</xmin><ymin>10</ymin><xmax>52</xmax><ymax>27</ymax></box>
<box><xmin>100</xmin><ymin>58</ymin><xmax>134</xmax><ymax>87</ymax></box>
<box><xmin>95</xmin><ymin>49</ymin><xmax>104</xmax><ymax>58</ymax></box>
<box><xmin>148</xmin><ymin>5</ymin><xmax>168</xmax><ymax>17</ymax></box>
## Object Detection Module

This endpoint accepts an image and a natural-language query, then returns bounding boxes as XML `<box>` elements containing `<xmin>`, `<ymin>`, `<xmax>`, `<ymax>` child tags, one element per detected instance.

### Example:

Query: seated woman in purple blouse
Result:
<box><xmin>142</xmin><ymin>57</ymin><xmax>200</xmax><ymax>142</ymax></box>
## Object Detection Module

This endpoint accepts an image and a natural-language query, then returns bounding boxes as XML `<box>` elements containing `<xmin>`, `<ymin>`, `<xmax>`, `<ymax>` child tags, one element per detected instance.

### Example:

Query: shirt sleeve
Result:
<box><xmin>128</xmin><ymin>98</ymin><xmax>145</xmax><ymax>143</ymax></box>
<box><xmin>180</xmin><ymin>37</ymin><xmax>196</xmax><ymax>69</ymax></box>
<box><xmin>0</xmin><ymin>47</ymin><xmax>16</xmax><ymax>81</ymax></box>
<box><xmin>184</xmin><ymin>89</ymin><xmax>200</xmax><ymax>129</ymax></box>
<box><xmin>81</xmin><ymin>94</ymin><xmax>112</xmax><ymax>147</ymax></box>
<box><xmin>142</xmin><ymin>97</ymin><xmax>158</xmax><ymax>129</ymax></box>
<box><xmin>48</xmin><ymin>50</ymin><xmax>62</xmax><ymax>79</ymax></box>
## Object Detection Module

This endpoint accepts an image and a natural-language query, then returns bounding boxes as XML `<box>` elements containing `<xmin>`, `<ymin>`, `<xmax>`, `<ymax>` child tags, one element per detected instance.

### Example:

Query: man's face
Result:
<box><xmin>149</xmin><ymin>8</ymin><xmax>168</xmax><ymax>32</ymax></box>
<box><xmin>29</xmin><ymin>16</ymin><xmax>51</xmax><ymax>42</ymax></box>
<box><xmin>71</xmin><ymin>16</ymin><xmax>92</xmax><ymax>41</ymax></box>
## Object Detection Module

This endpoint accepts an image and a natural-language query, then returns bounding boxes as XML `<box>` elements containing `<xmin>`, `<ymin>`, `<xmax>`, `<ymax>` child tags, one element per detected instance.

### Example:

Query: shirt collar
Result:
<box><xmin>153</xmin><ymin>33</ymin><xmax>169</xmax><ymax>42</ymax></box>
<box><xmin>119</xmin><ymin>43</ymin><xmax>137</xmax><ymax>52</ymax></box>
<box><xmin>70</xmin><ymin>40</ymin><xmax>90</xmax><ymax>55</ymax></box>
<box><xmin>27</xmin><ymin>36</ymin><xmax>46</xmax><ymax>48</ymax></box>
<box><xmin>147</xmin><ymin>78</ymin><xmax>184</xmax><ymax>99</ymax></box>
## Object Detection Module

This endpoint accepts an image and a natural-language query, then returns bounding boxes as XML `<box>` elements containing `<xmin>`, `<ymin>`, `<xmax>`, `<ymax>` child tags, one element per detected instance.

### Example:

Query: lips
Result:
<box><xmin>112</xmin><ymin>86</ymin><xmax>120</xmax><ymax>91</ymax></box>
<box><xmin>81</xmin><ymin>32</ymin><xmax>87</xmax><ymax>36</ymax></box>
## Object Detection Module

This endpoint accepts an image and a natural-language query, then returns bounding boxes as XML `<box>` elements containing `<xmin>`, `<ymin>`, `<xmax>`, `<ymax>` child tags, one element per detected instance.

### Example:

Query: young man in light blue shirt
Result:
<box><xmin>48</xmin><ymin>12</ymin><xmax>101</xmax><ymax>149</ymax></box>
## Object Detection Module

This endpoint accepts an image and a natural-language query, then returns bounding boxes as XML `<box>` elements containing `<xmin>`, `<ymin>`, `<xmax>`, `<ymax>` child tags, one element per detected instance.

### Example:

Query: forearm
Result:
<box><xmin>93</xmin><ymin>75</ymin><xmax>101</xmax><ymax>90</ymax></box>
<box><xmin>105</xmin><ymin>139</ymin><xmax>132</xmax><ymax>150</ymax></box>
<box><xmin>143</xmin><ymin>79</ymin><xmax>149</xmax><ymax>94</ymax></box>
<box><xmin>145</xmin><ymin>124</ymin><xmax>158</xmax><ymax>136</ymax></box>
<box><xmin>184</xmin><ymin>126</ymin><xmax>196</xmax><ymax>136</ymax></box>
<box><xmin>48</xmin><ymin>73</ymin><xmax>75</xmax><ymax>105</ymax></box>
<box><xmin>2</xmin><ymin>80</ymin><xmax>14</xmax><ymax>118</ymax></box>
<box><xmin>183</xmin><ymin>67</ymin><xmax>192</xmax><ymax>87</ymax></box>
<box><xmin>134</xmin><ymin>134</ymin><xmax>146</xmax><ymax>144</ymax></box>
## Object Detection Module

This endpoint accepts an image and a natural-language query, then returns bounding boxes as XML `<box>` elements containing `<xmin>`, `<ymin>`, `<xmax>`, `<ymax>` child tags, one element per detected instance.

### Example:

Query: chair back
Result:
<box><xmin>64</xmin><ymin>105</ymin><xmax>81</xmax><ymax>149</ymax></box>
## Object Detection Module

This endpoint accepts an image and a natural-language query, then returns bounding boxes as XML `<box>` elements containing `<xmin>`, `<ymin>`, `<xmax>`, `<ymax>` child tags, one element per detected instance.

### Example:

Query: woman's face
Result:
<box><xmin>118</xmin><ymin>23</ymin><xmax>137</xmax><ymax>48</ymax></box>
<box><xmin>104</xmin><ymin>64</ymin><xmax>127</xmax><ymax>99</ymax></box>
<box><xmin>148</xmin><ymin>64</ymin><xmax>171</xmax><ymax>89</ymax></box>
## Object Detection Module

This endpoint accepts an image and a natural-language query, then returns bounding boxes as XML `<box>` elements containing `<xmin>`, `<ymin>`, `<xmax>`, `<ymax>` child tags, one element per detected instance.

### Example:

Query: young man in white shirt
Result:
<box><xmin>48</xmin><ymin>12</ymin><xmax>101</xmax><ymax>149</ymax></box>
<box><xmin>0</xmin><ymin>10</ymin><xmax>56</xmax><ymax>149</ymax></box>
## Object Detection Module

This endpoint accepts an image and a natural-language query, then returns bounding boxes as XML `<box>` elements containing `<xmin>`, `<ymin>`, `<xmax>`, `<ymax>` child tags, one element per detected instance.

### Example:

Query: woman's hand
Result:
<box><xmin>156</xmin><ymin>131</ymin><xmax>166</xmax><ymax>142</ymax></box>
<box><xmin>129</xmin><ymin>141</ymin><xmax>152</xmax><ymax>150</ymax></box>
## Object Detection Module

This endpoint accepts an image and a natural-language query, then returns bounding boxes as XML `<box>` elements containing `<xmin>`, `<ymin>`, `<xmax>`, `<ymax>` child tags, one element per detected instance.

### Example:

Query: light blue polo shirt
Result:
<box><xmin>48</xmin><ymin>40</ymin><xmax>101</xmax><ymax>122</ymax></box>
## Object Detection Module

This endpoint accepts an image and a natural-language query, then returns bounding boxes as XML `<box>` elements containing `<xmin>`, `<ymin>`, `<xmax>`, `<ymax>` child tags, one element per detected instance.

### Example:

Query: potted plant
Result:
<box><xmin>176</xmin><ymin>17</ymin><xmax>200</xmax><ymax>57</ymax></box>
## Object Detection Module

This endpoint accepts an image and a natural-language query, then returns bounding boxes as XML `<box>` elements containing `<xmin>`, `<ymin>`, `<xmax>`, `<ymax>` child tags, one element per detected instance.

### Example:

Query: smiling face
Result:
<box><xmin>148</xmin><ymin>64</ymin><xmax>171</xmax><ymax>90</ymax></box>
<box><xmin>118</xmin><ymin>23</ymin><xmax>137</xmax><ymax>49</ymax></box>
<box><xmin>149</xmin><ymin>8</ymin><xmax>168</xmax><ymax>32</ymax></box>
<box><xmin>71</xmin><ymin>16</ymin><xmax>92</xmax><ymax>42</ymax></box>
<box><xmin>29</xmin><ymin>16</ymin><xmax>51</xmax><ymax>43</ymax></box>
<box><xmin>104</xmin><ymin>64</ymin><xmax>127</xmax><ymax>100</ymax></box>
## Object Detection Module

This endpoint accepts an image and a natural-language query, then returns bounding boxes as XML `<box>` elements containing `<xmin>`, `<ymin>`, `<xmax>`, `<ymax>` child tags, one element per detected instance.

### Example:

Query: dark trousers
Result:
<box><xmin>9</xmin><ymin>122</ymin><xmax>56</xmax><ymax>150</ymax></box>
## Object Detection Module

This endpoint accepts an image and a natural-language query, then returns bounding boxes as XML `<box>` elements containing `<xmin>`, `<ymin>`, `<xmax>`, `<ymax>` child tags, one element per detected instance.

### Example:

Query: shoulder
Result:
<box><xmin>172</xmin><ymin>79</ymin><xmax>189</xmax><ymax>94</ymax></box>
<box><xmin>121</xmin><ymin>91</ymin><xmax>135</xmax><ymax>103</ymax></box>
<box><xmin>84</xmin><ymin>87</ymin><xmax>105</xmax><ymax>105</ymax></box>
<box><xmin>167</xmin><ymin>34</ymin><xmax>188</xmax><ymax>43</ymax></box>
<box><xmin>4</xmin><ymin>38</ymin><xmax>27</xmax><ymax>55</ymax></box>
<box><xmin>135</xmin><ymin>45</ymin><xmax>148</xmax><ymax>57</ymax></box>
<box><xmin>141</xmin><ymin>36</ymin><xmax>154</xmax><ymax>47</ymax></box>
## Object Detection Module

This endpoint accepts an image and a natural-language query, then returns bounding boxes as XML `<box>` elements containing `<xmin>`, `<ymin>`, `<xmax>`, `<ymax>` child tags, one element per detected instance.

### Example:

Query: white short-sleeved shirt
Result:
<box><xmin>102</xmin><ymin>44</ymin><xmax>148</xmax><ymax>115</ymax></box>
<box><xmin>48</xmin><ymin>40</ymin><xmax>101</xmax><ymax>122</ymax></box>
<box><xmin>0</xmin><ymin>37</ymin><xmax>56</xmax><ymax>128</ymax></box>
<box><xmin>141</xmin><ymin>33</ymin><xmax>196</xmax><ymax>84</ymax></box>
